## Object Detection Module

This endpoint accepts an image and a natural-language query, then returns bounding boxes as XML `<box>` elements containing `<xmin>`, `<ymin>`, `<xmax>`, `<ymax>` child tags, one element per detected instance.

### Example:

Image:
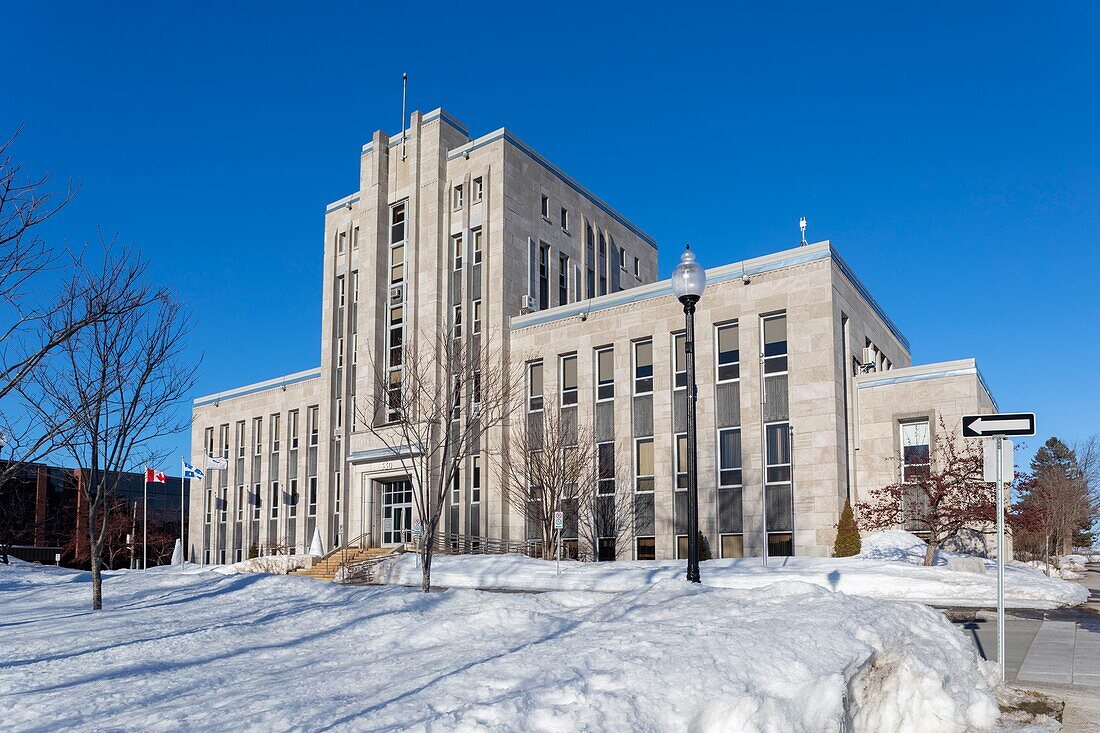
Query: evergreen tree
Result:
<box><xmin>697</xmin><ymin>531</ymin><xmax>712</xmax><ymax>561</ymax></box>
<box><xmin>1018</xmin><ymin>437</ymin><xmax>1094</xmax><ymax>555</ymax></box>
<box><xmin>833</xmin><ymin>500</ymin><xmax>861</xmax><ymax>557</ymax></box>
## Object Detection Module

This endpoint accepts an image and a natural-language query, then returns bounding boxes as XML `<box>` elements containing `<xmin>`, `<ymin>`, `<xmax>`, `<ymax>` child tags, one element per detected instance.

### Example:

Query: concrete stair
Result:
<box><xmin>291</xmin><ymin>547</ymin><xmax>394</xmax><ymax>581</ymax></box>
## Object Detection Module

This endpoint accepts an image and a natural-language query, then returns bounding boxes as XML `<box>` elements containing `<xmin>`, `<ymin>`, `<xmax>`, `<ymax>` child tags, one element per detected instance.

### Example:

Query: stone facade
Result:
<box><xmin>188</xmin><ymin>108</ymin><xmax>999</xmax><ymax>563</ymax></box>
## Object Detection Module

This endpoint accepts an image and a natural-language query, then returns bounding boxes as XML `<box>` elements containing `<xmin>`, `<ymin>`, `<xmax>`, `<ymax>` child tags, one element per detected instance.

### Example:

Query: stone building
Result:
<box><xmin>188</xmin><ymin>108</ymin><xmax>997</xmax><ymax>564</ymax></box>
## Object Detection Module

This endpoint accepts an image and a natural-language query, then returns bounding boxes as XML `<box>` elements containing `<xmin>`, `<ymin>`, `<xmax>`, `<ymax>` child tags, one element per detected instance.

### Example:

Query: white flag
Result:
<box><xmin>203</xmin><ymin>455</ymin><xmax>229</xmax><ymax>471</ymax></box>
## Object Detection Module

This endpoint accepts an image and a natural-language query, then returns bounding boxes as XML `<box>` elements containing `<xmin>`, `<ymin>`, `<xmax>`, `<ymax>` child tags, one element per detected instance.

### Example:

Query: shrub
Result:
<box><xmin>833</xmin><ymin>500</ymin><xmax>861</xmax><ymax>557</ymax></box>
<box><xmin>698</xmin><ymin>531</ymin><xmax>712</xmax><ymax>561</ymax></box>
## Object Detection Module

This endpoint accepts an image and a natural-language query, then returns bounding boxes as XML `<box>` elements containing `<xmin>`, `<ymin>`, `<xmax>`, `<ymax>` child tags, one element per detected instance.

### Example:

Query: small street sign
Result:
<box><xmin>553</xmin><ymin>511</ymin><xmax>564</xmax><ymax>530</ymax></box>
<box><xmin>984</xmin><ymin>438</ymin><xmax>1015</xmax><ymax>484</ymax></box>
<box><xmin>412</xmin><ymin>518</ymin><xmax>423</xmax><ymax>536</ymax></box>
<box><xmin>962</xmin><ymin>413</ymin><xmax>1035</xmax><ymax>438</ymax></box>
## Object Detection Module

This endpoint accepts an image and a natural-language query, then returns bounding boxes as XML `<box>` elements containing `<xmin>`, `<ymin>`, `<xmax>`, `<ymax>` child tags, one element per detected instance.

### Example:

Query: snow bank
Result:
<box><xmin>206</xmin><ymin>554</ymin><xmax>310</xmax><ymax>575</ymax></box>
<box><xmin>0</xmin><ymin>562</ymin><xmax>1015</xmax><ymax>732</ymax></box>
<box><xmin>377</xmin><ymin>539</ymin><xmax>1087</xmax><ymax>609</ymax></box>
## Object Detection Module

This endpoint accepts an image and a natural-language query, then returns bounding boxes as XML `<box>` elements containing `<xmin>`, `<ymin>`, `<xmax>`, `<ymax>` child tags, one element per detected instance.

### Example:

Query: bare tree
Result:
<box><xmin>27</xmin><ymin>251</ymin><xmax>195</xmax><ymax>609</ymax></box>
<box><xmin>499</xmin><ymin>401</ymin><xmax>632</xmax><ymax>560</ymax></box>
<box><xmin>356</xmin><ymin>326</ymin><xmax>523</xmax><ymax>592</ymax></box>
<box><xmin>0</xmin><ymin>131</ymin><xmax>149</xmax><ymax>545</ymax></box>
<box><xmin>858</xmin><ymin>418</ymin><xmax>1000</xmax><ymax>566</ymax></box>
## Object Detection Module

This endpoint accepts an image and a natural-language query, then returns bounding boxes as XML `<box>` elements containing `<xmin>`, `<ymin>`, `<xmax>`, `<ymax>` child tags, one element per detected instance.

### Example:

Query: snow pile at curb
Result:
<box><xmin>206</xmin><ymin>554</ymin><xmax>309</xmax><ymax>575</ymax></box>
<box><xmin>0</xmin><ymin>563</ymin><xmax>1011</xmax><ymax>732</ymax></box>
<box><xmin>377</xmin><ymin>536</ymin><xmax>1087</xmax><ymax>608</ymax></box>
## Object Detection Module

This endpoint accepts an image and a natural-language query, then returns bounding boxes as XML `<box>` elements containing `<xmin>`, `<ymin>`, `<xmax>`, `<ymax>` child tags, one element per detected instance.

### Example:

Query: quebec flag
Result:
<box><xmin>182</xmin><ymin>460</ymin><xmax>205</xmax><ymax>481</ymax></box>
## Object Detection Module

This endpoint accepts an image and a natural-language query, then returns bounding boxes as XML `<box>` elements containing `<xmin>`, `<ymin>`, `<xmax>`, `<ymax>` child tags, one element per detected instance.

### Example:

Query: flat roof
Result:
<box><xmin>193</xmin><ymin>367</ymin><xmax>321</xmax><ymax>409</ymax></box>
<box><xmin>854</xmin><ymin>358</ymin><xmax>998</xmax><ymax>410</ymax></box>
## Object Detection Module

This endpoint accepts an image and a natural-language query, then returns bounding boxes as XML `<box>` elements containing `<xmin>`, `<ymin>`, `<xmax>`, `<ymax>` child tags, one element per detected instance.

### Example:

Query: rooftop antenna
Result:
<box><xmin>799</xmin><ymin>216</ymin><xmax>808</xmax><ymax>246</ymax></box>
<box><xmin>401</xmin><ymin>73</ymin><xmax>408</xmax><ymax>161</ymax></box>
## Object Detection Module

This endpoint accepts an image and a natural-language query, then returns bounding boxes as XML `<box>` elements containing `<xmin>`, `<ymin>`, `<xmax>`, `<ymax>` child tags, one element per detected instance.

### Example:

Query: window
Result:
<box><xmin>633</xmin><ymin>340</ymin><xmax>653</xmax><ymax>395</ymax></box>
<box><xmin>308</xmin><ymin>406</ymin><xmax>319</xmax><ymax>446</ymax></box>
<box><xmin>453</xmin><ymin>234</ymin><xmax>463</xmax><ymax>270</ymax></box>
<box><xmin>538</xmin><ymin>242</ymin><xmax>550</xmax><ymax>310</ymax></box>
<box><xmin>901</xmin><ymin>420</ymin><xmax>931</xmax><ymax>482</ymax></box>
<box><xmin>559</xmin><ymin>354</ymin><xmax>578</xmax><ymax>406</ymax></box>
<box><xmin>472</xmin><ymin>370</ymin><xmax>481</xmax><ymax>407</ymax></box>
<box><xmin>560</xmin><ymin>207</ymin><xmax>569</xmax><ymax>232</ymax></box>
<box><xmin>235</xmin><ymin>420</ymin><xmax>246</xmax><ymax>459</ymax></box>
<box><xmin>288</xmin><ymin>479</ymin><xmax>299</xmax><ymax>518</ymax></box>
<box><xmin>716</xmin><ymin>323</ymin><xmax>740</xmax><ymax>382</ymax></box>
<box><xmin>585</xmin><ymin>225</ymin><xmax>595</xmax><ymax>298</ymax></box>
<box><xmin>271</xmin><ymin>413</ymin><xmax>281</xmax><ymax>453</ymax></box>
<box><xmin>452</xmin><ymin>304</ymin><xmax>463</xmax><ymax>339</ymax></box>
<box><xmin>763</xmin><ymin>313</ymin><xmax>788</xmax><ymax>374</ymax></box>
<box><xmin>527</xmin><ymin>362</ymin><xmax>544</xmax><ymax>412</ymax></box>
<box><xmin>220</xmin><ymin>424</ymin><xmax>230</xmax><ymax>459</ymax></box>
<box><xmin>633</xmin><ymin>256</ymin><xmax>640</xmax><ymax>278</ymax></box>
<box><xmin>236</xmin><ymin>485</ymin><xmax>244</xmax><ymax>521</ymax></box>
<box><xmin>719</xmin><ymin>428</ymin><xmax>742</xmax><ymax>486</ymax></box>
<box><xmin>672</xmin><ymin>333</ymin><xmax>687</xmax><ymax>389</ymax></box>
<box><xmin>289</xmin><ymin>410</ymin><xmax>299</xmax><ymax>449</ymax></box>
<box><xmin>470</xmin><ymin>455</ymin><xmax>482</xmax><ymax>503</ymax></box>
<box><xmin>766</xmin><ymin>423</ymin><xmax>791</xmax><ymax>484</ymax></box>
<box><xmin>472</xmin><ymin>299</ymin><xmax>482</xmax><ymax>335</ymax></box>
<box><xmin>597</xmin><ymin>442</ymin><xmax>615</xmax><ymax>495</ymax></box>
<box><xmin>205</xmin><ymin>426</ymin><xmax>214</xmax><ymax>457</ymax></box>
<box><xmin>451</xmin><ymin>374</ymin><xmax>462</xmax><ymax>420</ymax></box>
<box><xmin>267</xmin><ymin>483</ymin><xmax>278</xmax><ymax>519</ymax></box>
<box><xmin>540</xmin><ymin>194</ymin><xmax>549</xmax><ymax>219</ymax></box>
<box><xmin>598</xmin><ymin>233</ymin><xmax>607</xmax><ymax>295</ymax></box>
<box><xmin>618</xmin><ymin>247</ymin><xmax>627</xmax><ymax>271</ymax></box>
<box><xmin>308</xmin><ymin>476</ymin><xmax>317</xmax><ymax>516</ymax></box>
<box><xmin>596</xmin><ymin>347</ymin><xmax>614</xmax><ymax>401</ymax></box>
<box><xmin>252</xmin><ymin>418</ymin><xmax>262</xmax><ymax>456</ymax></box>
<box><xmin>453</xmin><ymin>184</ymin><xmax>464</xmax><ymax>210</ymax></box>
<box><xmin>558</xmin><ymin>253</ymin><xmax>569</xmax><ymax>305</ymax></box>
<box><xmin>636</xmin><ymin>537</ymin><xmax>655</xmax><ymax>561</ymax></box>
<box><xmin>472</xmin><ymin>227</ymin><xmax>483</xmax><ymax>265</ymax></box>
<box><xmin>390</xmin><ymin>202</ymin><xmax>406</xmax><ymax>245</ymax></box>
<box><xmin>253</xmin><ymin>483</ymin><xmax>261</xmax><ymax>520</ymax></box>
<box><xmin>450</xmin><ymin>464</ymin><xmax>461</xmax><ymax>504</ymax></box>
<box><xmin>635</xmin><ymin>438</ymin><xmax>654</xmax><ymax>492</ymax></box>
<box><xmin>352</xmin><ymin>226</ymin><xmax>359</xmax><ymax>250</ymax></box>
<box><xmin>337</xmin><ymin>231</ymin><xmax>345</xmax><ymax>254</ymax></box>
<box><xmin>472</xmin><ymin>177</ymin><xmax>483</xmax><ymax>202</ymax></box>
<box><xmin>675</xmin><ymin>433</ymin><xmax>688</xmax><ymax>490</ymax></box>
<box><xmin>219</xmin><ymin>488</ymin><xmax>227</xmax><ymax>521</ymax></box>
<box><xmin>390</xmin><ymin>244</ymin><xmax>405</xmax><ymax>284</ymax></box>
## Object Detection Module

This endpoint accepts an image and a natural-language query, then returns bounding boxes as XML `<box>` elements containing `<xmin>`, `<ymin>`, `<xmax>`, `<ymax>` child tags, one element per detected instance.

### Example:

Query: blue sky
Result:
<box><xmin>3</xmin><ymin>2</ymin><xmax>1098</xmax><ymax>471</ymax></box>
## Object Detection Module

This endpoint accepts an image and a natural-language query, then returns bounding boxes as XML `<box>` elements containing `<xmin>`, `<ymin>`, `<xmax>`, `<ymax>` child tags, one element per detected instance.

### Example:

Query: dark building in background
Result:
<box><xmin>0</xmin><ymin>461</ymin><xmax>187</xmax><ymax>568</ymax></box>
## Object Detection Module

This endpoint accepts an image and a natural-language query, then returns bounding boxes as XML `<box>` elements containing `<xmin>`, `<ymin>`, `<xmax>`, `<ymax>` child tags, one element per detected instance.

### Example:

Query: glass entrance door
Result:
<box><xmin>381</xmin><ymin>480</ymin><xmax>413</xmax><ymax>546</ymax></box>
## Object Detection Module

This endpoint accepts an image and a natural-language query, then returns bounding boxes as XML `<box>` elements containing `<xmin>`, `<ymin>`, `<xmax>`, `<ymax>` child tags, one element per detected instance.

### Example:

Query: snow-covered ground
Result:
<box><xmin>377</xmin><ymin>531</ymin><xmax>1088</xmax><ymax>609</ymax></box>
<box><xmin>0</xmin><ymin>561</ymin><xmax>1032</xmax><ymax>732</ymax></box>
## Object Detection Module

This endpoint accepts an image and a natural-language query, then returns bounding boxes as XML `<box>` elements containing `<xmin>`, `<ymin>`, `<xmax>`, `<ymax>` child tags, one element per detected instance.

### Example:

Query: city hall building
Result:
<box><xmin>188</xmin><ymin>108</ymin><xmax>997</xmax><ymax>565</ymax></box>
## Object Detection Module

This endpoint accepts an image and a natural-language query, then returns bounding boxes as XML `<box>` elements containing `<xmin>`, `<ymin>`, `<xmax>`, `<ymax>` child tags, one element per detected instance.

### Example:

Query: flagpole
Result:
<box><xmin>180</xmin><ymin>455</ymin><xmax>186</xmax><ymax>571</ymax></box>
<box><xmin>143</xmin><ymin>472</ymin><xmax>148</xmax><ymax>571</ymax></box>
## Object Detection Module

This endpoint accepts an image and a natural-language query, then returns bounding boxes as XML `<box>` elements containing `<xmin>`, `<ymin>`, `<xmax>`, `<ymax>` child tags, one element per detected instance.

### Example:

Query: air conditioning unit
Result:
<box><xmin>520</xmin><ymin>294</ymin><xmax>535</xmax><ymax>313</ymax></box>
<box><xmin>389</xmin><ymin>284</ymin><xmax>405</xmax><ymax>306</ymax></box>
<box><xmin>861</xmin><ymin>346</ymin><xmax>876</xmax><ymax>371</ymax></box>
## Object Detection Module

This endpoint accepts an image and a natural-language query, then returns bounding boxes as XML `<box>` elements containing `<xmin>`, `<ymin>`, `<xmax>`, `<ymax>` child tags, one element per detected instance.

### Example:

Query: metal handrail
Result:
<box><xmin>317</xmin><ymin>531</ymin><xmax>372</xmax><ymax>563</ymax></box>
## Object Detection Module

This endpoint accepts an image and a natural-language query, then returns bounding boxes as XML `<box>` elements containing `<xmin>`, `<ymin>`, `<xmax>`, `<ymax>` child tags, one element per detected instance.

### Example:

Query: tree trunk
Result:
<box><xmin>90</xmin><ymin>549</ymin><xmax>103</xmax><ymax>610</ymax></box>
<box><xmin>421</xmin><ymin>547</ymin><xmax>432</xmax><ymax>593</ymax></box>
<box><xmin>924</xmin><ymin>539</ymin><xmax>937</xmax><ymax>567</ymax></box>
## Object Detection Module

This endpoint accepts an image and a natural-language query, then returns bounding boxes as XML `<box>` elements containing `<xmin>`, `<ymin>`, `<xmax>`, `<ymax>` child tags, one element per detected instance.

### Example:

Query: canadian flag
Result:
<box><xmin>145</xmin><ymin>468</ymin><xmax>167</xmax><ymax>484</ymax></box>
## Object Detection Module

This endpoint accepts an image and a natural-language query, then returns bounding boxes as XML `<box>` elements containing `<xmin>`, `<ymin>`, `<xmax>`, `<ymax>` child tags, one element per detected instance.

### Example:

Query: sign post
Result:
<box><xmin>553</xmin><ymin>511</ymin><xmax>564</xmax><ymax>576</ymax></box>
<box><xmin>963</xmin><ymin>412</ymin><xmax>1035</xmax><ymax>683</ymax></box>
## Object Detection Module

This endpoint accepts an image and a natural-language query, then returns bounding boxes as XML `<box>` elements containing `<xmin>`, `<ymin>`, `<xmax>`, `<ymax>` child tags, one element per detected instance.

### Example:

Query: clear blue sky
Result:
<box><xmin>4</xmin><ymin>2</ymin><xmax>1097</xmax><ymax>472</ymax></box>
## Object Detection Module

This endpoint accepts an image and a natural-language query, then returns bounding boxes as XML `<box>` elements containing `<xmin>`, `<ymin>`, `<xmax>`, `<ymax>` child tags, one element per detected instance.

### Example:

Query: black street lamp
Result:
<box><xmin>671</xmin><ymin>244</ymin><xmax>706</xmax><ymax>583</ymax></box>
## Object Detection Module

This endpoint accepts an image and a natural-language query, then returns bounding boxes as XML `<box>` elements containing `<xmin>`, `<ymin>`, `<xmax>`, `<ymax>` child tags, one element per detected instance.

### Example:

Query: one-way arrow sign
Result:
<box><xmin>962</xmin><ymin>413</ymin><xmax>1035</xmax><ymax>438</ymax></box>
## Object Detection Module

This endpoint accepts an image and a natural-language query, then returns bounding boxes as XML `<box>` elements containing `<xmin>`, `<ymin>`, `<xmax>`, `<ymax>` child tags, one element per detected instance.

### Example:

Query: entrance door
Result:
<box><xmin>381</xmin><ymin>480</ymin><xmax>413</xmax><ymax>546</ymax></box>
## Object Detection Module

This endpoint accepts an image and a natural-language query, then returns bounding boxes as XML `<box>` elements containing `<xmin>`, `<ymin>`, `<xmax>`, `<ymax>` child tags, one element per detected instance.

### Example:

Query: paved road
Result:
<box><xmin>950</xmin><ymin>564</ymin><xmax>1100</xmax><ymax>731</ymax></box>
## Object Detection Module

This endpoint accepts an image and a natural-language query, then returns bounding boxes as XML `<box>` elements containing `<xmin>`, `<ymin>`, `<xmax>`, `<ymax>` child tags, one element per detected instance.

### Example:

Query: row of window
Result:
<box><xmin>205</xmin><ymin>408</ymin><xmax>319</xmax><ymax>460</ymax></box>
<box><xmin>452</xmin><ymin>177</ymin><xmax>485</xmax><ymax>210</ymax></box>
<box><xmin>451</xmin><ymin>228</ymin><xmax>484</xmax><ymax>270</ymax></box>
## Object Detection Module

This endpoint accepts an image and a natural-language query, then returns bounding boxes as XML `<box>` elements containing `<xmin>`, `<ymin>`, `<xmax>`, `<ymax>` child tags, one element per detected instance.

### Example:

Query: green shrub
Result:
<box><xmin>833</xmin><ymin>500</ymin><xmax>861</xmax><ymax>557</ymax></box>
<box><xmin>697</xmin><ymin>531</ymin><xmax>712</xmax><ymax>561</ymax></box>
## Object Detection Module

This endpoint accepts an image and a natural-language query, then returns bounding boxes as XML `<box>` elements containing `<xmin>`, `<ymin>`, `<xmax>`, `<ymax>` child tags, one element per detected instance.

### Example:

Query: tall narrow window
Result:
<box><xmin>719</xmin><ymin>428</ymin><xmax>742</xmax><ymax>486</ymax></box>
<box><xmin>763</xmin><ymin>314</ymin><xmax>788</xmax><ymax>374</ymax></box>
<box><xmin>538</xmin><ymin>242</ymin><xmax>550</xmax><ymax>310</ymax></box>
<box><xmin>472</xmin><ymin>177</ymin><xmax>483</xmax><ymax>202</ymax></box>
<box><xmin>635</xmin><ymin>438</ymin><xmax>654</xmax><ymax>492</ymax></box>
<box><xmin>716</xmin><ymin>322</ymin><xmax>740</xmax><ymax>382</ymax></box>
<box><xmin>288</xmin><ymin>479</ymin><xmax>298</xmax><ymax>518</ymax></box>
<box><xmin>390</xmin><ymin>202</ymin><xmax>406</xmax><ymax>246</ymax></box>
<box><xmin>352</xmin><ymin>226</ymin><xmax>359</xmax><ymax>250</ymax></box>
<box><xmin>558</xmin><ymin>253</ymin><xmax>569</xmax><ymax>305</ymax></box>
<box><xmin>672</xmin><ymin>333</ymin><xmax>687</xmax><ymax>389</ymax></box>
<box><xmin>288</xmin><ymin>410</ymin><xmax>299</xmax><ymax>450</ymax></box>
<box><xmin>252</xmin><ymin>418</ymin><xmax>262</xmax><ymax>456</ymax></box>
<box><xmin>540</xmin><ymin>194</ymin><xmax>549</xmax><ymax>218</ymax></box>
<box><xmin>235</xmin><ymin>420</ymin><xmax>246</xmax><ymax>459</ymax></box>
<box><xmin>220</xmin><ymin>424</ymin><xmax>230</xmax><ymax>459</ymax></box>
<box><xmin>452</xmin><ymin>304</ymin><xmax>463</xmax><ymax>339</ymax></box>
<box><xmin>472</xmin><ymin>227</ymin><xmax>483</xmax><ymax>265</ymax></box>
<box><xmin>308</xmin><ymin>477</ymin><xmax>318</xmax><ymax>516</ymax></box>
<box><xmin>633</xmin><ymin>340</ymin><xmax>653</xmax><ymax>395</ymax></box>
<box><xmin>597</xmin><ymin>442</ymin><xmax>615</xmax><ymax>495</ymax></box>
<box><xmin>453</xmin><ymin>184</ymin><xmax>464</xmax><ymax>210</ymax></box>
<box><xmin>527</xmin><ymin>362</ymin><xmax>544</xmax><ymax>412</ymax></box>
<box><xmin>270</xmin><ymin>482</ymin><xmax>279</xmax><ymax>519</ymax></box>
<box><xmin>471</xmin><ymin>299</ymin><xmax>481</xmax><ymax>335</ymax></box>
<box><xmin>560</xmin><ymin>354</ymin><xmax>578</xmax><ymax>406</ymax></box>
<box><xmin>253</xmin><ymin>483</ymin><xmax>261</xmax><ymax>520</ymax></box>
<box><xmin>470</xmin><ymin>455</ymin><xmax>482</xmax><ymax>503</ymax></box>
<box><xmin>900</xmin><ymin>420</ymin><xmax>931</xmax><ymax>482</ymax></box>
<box><xmin>585</xmin><ymin>225</ymin><xmax>595</xmax><ymax>298</ymax></box>
<box><xmin>675</xmin><ymin>433</ymin><xmax>688</xmax><ymax>490</ymax></box>
<box><xmin>560</xmin><ymin>207</ymin><xmax>569</xmax><ymax>231</ymax></box>
<box><xmin>271</xmin><ymin>414</ymin><xmax>281</xmax><ymax>453</ymax></box>
<box><xmin>337</xmin><ymin>231</ymin><xmax>345</xmax><ymax>254</ymax></box>
<box><xmin>453</xmin><ymin>234</ymin><xmax>463</xmax><ymax>271</ymax></box>
<box><xmin>308</xmin><ymin>406</ymin><xmax>319</xmax><ymax>446</ymax></box>
<box><xmin>386</xmin><ymin>207</ymin><xmax>407</xmax><ymax>421</ymax></box>
<box><xmin>236</xmin><ymin>485</ymin><xmax>244</xmax><ymax>521</ymax></box>
<box><xmin>595</xmin><ymin>347</ymin><xmax>615</xmax><ymax>401</ymax></box>
<box><xmin>633</xmin><ymin>256</ymin><xmax>640</xmax><ymax>278</ymax></box>
<box><xmin>598</xmin><ymin>233</ymin><xmax>607</xmax><ymax>295</ymax></box>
